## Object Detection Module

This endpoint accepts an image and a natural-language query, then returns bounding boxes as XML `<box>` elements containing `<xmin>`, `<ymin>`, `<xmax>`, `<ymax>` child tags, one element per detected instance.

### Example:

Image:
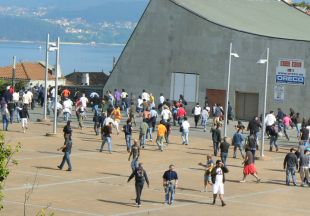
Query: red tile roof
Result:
<box><xmin>0</xmin><ymin>62</ymin><xmax>54</xmax><ymax>81</ymax></box>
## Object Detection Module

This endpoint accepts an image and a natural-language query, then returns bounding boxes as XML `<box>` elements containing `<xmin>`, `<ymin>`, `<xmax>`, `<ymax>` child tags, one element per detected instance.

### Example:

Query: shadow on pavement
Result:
<box><xmin>97</xmin><ymin>199</ymin><xmax>135</xmax><ymax>207</ymax></box>
<box><xmin>100</xmin><ymin>172</ymin><xmax>129</xmax><ymax>178</ymax></box>
<box><xmin>33</xmin><ymin>166</ymin><xmax>60</xmax><ymax>171</ymax></box>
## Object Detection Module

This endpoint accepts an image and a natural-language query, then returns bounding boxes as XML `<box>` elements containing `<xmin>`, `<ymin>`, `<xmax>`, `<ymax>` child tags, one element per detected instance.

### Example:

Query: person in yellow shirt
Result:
<box><xmin>111</xmin><ymin>106</ymin><xmax>122</xmax><ymax>135</ymax></box>
<box><xmin>157</xmin><ymin>120</ymin><xmax>167</xmax><ymax>151</ymax></box>
<box><xmin>149</xmin><ymin>93</ymin><xmax>155</xmax><ymax>108</ymax></box>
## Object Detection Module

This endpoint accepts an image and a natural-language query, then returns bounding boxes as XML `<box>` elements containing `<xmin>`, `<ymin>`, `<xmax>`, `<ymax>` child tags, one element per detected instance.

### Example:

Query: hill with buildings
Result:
<box><xmin>0</xmin><ymin>0</ymin><xmax>148</xmax><ymax>43</ymax></box>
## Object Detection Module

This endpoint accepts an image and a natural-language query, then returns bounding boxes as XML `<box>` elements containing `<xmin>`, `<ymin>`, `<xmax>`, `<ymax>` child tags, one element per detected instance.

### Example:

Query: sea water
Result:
<box><xmin>0</xmin><ymin>41</ymin><xmax>124</xmax><ymax>75</ymax></box>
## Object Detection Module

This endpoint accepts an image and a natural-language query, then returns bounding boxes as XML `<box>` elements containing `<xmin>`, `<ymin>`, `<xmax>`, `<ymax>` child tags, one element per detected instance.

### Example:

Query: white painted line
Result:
<box><xmin>3</xmin><ymin>200</ymin><xmax>105</xmax><ymax>216</ymax></box>
<box><xmin>13</xmin><ymin>170</ymin><xmax>67</xmax><ymax>179</ymax></box>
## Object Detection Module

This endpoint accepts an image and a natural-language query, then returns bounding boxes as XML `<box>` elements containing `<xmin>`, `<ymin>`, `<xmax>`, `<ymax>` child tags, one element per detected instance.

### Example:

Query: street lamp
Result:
<box><xmin>43</xmin><ymin>34</ymin><xmax>58</xmax><ymax>120</ymax></box>
<box><xmin>12</xmin><ymin>56</ymin><xmax>16</xmax><ymax>88</ymax></box>
<box><xmin>257</xmin><ymin>48</ymin><xmax>270</xmax><ymax>158</ymax></box>
<box><xmin>52</xmin><ymin>37</ymin><xmax>60</xmax><ymax>134</ymax></box>
<box><xmin>224</xmin><ymin>42</ymin><xmax>239</xmax><ymax>137</ymax></box>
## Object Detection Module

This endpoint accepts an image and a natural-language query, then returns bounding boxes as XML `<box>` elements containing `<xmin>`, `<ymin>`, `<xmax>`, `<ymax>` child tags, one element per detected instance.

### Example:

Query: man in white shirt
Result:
<box><xmin>22</xmin><ymin>90</ymin><xmax>31</xmax><ymax>105</ymax></box>
<box><xmin>12</xmin><ymin>91</ymin><xmax>19</xmax><ymax>103</ymax></box>
<box><xmin>27</xmin><ymin>89</ymin><xmax>34</xmax><ymax>109</ymax></box>
<box><xmin>264</xmin><ymin>111</ymin><xmax>276</xmax><ymax>136</ymax></box>
<box><xmin>193</xmin><ymin>103</ymin><xmax>202</xmax><ymax>128</ymax></box>
<box><xmin>161</xmin><ymin>106</ymin><xmax>172</xmax><ymax>123</ymax></box>
<box><xmin>63</xmin><ymin>98</ymin><xmax>73</xmax><ymax>121</ymax></box>
<box><xmin>159</xmin><ymin>93</ymin><xmax>165</xmax><ymax>105</ymax></box>
<box><xmin>181</xmin><ymin>117</ymin><xmax>190</xmax><ymax>145</ymax></box>
<box><xmin>141</xmin><ymin>89</ymin><xmax>150</xmax><ymax>102</ymax></box>
<box><xmin>80</xmin><ymin>93</ymin><xmax>89</xmax><ymax>109</ymax></box>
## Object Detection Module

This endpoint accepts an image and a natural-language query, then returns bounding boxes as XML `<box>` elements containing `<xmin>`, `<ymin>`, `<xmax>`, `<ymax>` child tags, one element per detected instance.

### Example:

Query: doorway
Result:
<box><xmin>235</xmin><ymin>92</ymin><xmax>259</xmax><ymax>120</ymax></box>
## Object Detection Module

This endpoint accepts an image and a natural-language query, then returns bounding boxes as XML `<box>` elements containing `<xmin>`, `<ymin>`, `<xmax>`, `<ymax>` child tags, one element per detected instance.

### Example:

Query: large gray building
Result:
<box><xmin>104</xmin><ymin>0</ymin><xmax>310</xmax><ymax>120</ymax></box>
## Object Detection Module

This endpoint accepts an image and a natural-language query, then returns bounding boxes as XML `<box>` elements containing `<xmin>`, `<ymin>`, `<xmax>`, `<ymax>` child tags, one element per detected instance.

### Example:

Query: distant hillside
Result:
<box><xmin>0</xmin><ymin>0</ymin><xmax>148</xmax><ymax>43</ymax></box>
<box><xmin>0</xmin><ymin>15</ymin><xmax>71</xmax><ymax>42</ymax></box>
<box><xmin>45</xmin><ymin>1</ymin><xmax>148</xmax><ymax>22</ymax></box>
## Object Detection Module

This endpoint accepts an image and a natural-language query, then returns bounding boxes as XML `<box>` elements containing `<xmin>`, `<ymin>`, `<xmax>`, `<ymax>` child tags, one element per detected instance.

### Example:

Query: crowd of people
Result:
<box><xmin>2</xmin><ymin>84</ymin><xmax>310</xmax><ymax>207</ymax></box>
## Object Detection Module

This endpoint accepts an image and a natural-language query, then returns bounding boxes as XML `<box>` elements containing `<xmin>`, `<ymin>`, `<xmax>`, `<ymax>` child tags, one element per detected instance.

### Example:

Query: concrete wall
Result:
<box><xmin>105</xmin><ymin>0</ymin><xmax>310</xmax><ymax>117</ymax></box>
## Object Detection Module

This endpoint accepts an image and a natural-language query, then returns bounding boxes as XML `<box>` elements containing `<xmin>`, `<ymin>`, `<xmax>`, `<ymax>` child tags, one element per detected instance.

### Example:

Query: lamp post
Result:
<box><xmin>224</xmin><ymin>42</ymin><xmax>239</xmax><ymax>137</ymax></box>
<box><xmin>12</xmin><ymin>56</ymin><xmax>16</xmax><ymax>88</ymax></box>
<box><xmin>52</xmin><ymin>37</ymin><xmax>60</xmax><ymax>134</ymax></box>
<box><xmin>43</xmin><ymin>34</ymin><xmax>50</xmax><ymax>120</ymax></box>
<box><xmin>257</xmin><ymin>48</ymin><xmax>270</xmax><ymax>158</ymax></box>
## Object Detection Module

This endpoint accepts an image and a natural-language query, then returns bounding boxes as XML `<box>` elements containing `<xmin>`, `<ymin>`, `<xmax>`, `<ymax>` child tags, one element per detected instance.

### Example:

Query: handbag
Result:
<box><xmin>179</xmin><ymin>126</ymin><xmax>183</xmax><ymax>132</ymax></box>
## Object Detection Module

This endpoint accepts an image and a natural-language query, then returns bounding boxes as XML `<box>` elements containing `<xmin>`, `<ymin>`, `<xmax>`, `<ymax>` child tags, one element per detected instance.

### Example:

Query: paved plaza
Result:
<box><xmin>1</xmin><ymin>108</ymin><xmax>309</xmax><ymax>216</ymax></box>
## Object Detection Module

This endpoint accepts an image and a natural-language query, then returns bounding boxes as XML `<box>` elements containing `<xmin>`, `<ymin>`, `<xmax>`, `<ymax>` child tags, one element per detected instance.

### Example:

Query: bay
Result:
<box><xmin>0</xmin><ymin>41</ymin><xmax>124</xmax><ymax>75</ymax></box>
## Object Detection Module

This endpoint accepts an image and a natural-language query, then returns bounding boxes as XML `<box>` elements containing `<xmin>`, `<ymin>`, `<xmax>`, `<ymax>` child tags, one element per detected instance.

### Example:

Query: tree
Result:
<box><xmin>0</xmin><ymin>132</ymin><xmax>21</xmax><ymax>210</ymax></box>
<box><xmin>14</xmin><ymin>80</ymin><xmax>26</xmax><ymax>92</ymax></box>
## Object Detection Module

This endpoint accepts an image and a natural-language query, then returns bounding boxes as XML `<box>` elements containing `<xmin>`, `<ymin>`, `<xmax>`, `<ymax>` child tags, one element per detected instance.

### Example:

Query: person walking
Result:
<box><xmin>269</xmin><ymin>124</ymin><xmax>279</xmax><ymax>152</ymax></box>
<box><xmin>210</xmin><ymin>124</ymin><xmax>221</xmax><ymax>156</ymax></box>
<box><xmin>283</xmin><ymin>148</ymin><xmax>298</xmax><ymax>186</ymax></box>
<box><xmin>247</xmin><ymin>133</ymin><xmax>258</xmax><ymax>161</ymax></box>
<box><xmin>193</xmin><ymin>103</ymin><xmax>202</xmax><ymax>128</ymax></box>
<box><xmin>93</xmin><ymin>113</ymin><xmax>100</xmax><ymax>136</ymax></box>
<box><xmin>128</xmin><ymin>140</ymin><xmax>140</xmax><ymax>171</ymax></box>
<box><xmin>100</xmin><ymin>122</ymin><xmax>113</xmax><ymax>153</ymax></box>
<box><xmin>156</xmin><ymin>120</ymin><xmax>167</xmax><ymax>151</ymax></box>
<box><xmin>164</xmin><ymin>119</ymin><xmax>172</xmax><ymax>145</ymax></box>
<box><xmin>1</xmin><ymin>102</ymin><xmax>9</xmax><ymax>131</ymax></box>
<box><xmin>181</xmin><ymin>117</ymin><xmax>190</xmax><ymax>145</ymax></box>
<box><xmin>282</xmin><ymin>114</ymin><xmax>292</xmax><ymax>141</ymax></box>
<box><xmin>219</xmin><ymin>137</ymin><xmax>230</xmax><ymax>167</ymax></box>
<box><xmin>127</xmin><ymin>163</ymin><xmax>150</xmax><ymax>207</ymax></box>
<box><xmin>201</xmin><ymin>106</ymin><xmax>209</xmax><ymax>132</ymax></box>
<box><xmin>63</xmin><ymin>97</ymin><xmax>73</xmax><ymax>122</ymax></box>
<box><xmin>123</xmin><ymin>119</ymin><xmax>133</xmax><ymax>152</ymax></box>
<box><xmin>17</xmin><ymin>104</ymin><xmax>29</xmax><ymax>133</ymax></box>
<box><xmin>232</xmin><ymin>129</ymin><xmax>244</xmax><ymax>159</ymax></box>
<box><xmin>240</xmin><ymin>147</ymin><xmax>261</xmax><ymax>183</ymax></box>
<box><xmin>299</xmin><ymin>149</ymin><xmax>310</xmax><ymax>187</ymax></box>
<box><xmin>264</xmin><ymin>111</ymin><xmax>276</xmax><ymax>137</ymax></box>
<box><xmin>300</xmin><ymin>125</ymin><xmax>309</xmax><ymax>147</ymax></box>
<box><xmin>198</xmin><ymin>155</ymin><xmax>214</xmax><ymax>192</ymax></box>
<box><xmin>139</xmin><ymin>119</ymin><xmax>148</xmax><ymax>148</ymax></box>
<box><xmin>247</xmin><ymin>116</ymin><xmax>261</xmax><ymax>142</ymax></box>
<box><xmin>111</xmin><ymin>106</ymin><xmax>122</xmax><ymax>135</ymax></box>
<box><xmin>163</xmin><ymin>165</ymin><xmax>178</xmax><ymax>205</ymax></box>
<box><xmin>57</xmin><ymin>134</ymin><xmax>73</xmax><ymax>171</ymax></box>
<box><xmin>211</xmin><ymin>160</ymin><xmax>228</xmax><ymax>206</ymax></box>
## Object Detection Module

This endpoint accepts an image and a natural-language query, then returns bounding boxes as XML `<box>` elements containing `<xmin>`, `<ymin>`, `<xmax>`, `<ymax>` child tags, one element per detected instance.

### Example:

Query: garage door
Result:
<box><xmin>235</xmin><ymin>92</ymin><xmax>259</xmax><ymax>120</ymax></box>
<box><xmin>170</xmin><ymin>72</ymin><xmax>199</xmax><ymax>102</ymax></box>
<box><xmin>206</xmin><ymin>89</ymin><xmax>226</xmax><ymax>110</ymax></box>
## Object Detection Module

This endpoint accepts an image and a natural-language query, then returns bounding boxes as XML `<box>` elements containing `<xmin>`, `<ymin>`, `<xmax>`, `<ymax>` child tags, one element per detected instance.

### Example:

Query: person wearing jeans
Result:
<box><xmin>283</xmin><ymin>148</ymin><xmax>298</xmax><ymax>186</ymax></box>
<box><xmin>100</xmin><ymin>123</ymin><xmax>113</xmax><ymax>153</ymax></box>
<box><xmin>163</xmin><ymin>165</ymin><xmax>178</xmax><ymax>205</ymax></box>
<box><xmin>139</xmin><ymin>119</ymin><xmax>148</xmax><ymax>148</ymax></box>
<box><xmin>57</xmin><ymin>135</ymin><xmax>73</xmax><ymax>171</ymax></box>
<box><xmin>123</xmin><ymin>119</ymin><xmax>132</xmax><ymax>152</ymax></box>
<box><xmin>299</xmin><ymin>150</ymin><xmax>310</xmax><ymax>187</ymax></box>
<box><xmin>232</xmin><ymin>129</ymin><xmax>245</xmax><ymax>159</ymax></box>
<box><xmin>128</xmin><ymin>140</ymin><xmax>140</xmax><ymax>171</ymax></box>
<box><xmin>219</xmin><ymin>137</ymin><xmax>230</xmax><ymax>167</ymax></box>
<box><xmin>269</xmin><ymin>125</ymin><xmax>279</xmax><ymax>152</ymax></box>
<box><xmin>210</xmin><ymin>124</ymin><xmax>221</xmax><ymax>156</ymax></box>
<box><xmin>1</xmin><ymin>104</ymin><xmax>9</xmax><ymax>131</ymax></box>
<box><xmin>156</xmin><ymin>121</ymin><xmax>167</xmax><ymax>151</ymax></box>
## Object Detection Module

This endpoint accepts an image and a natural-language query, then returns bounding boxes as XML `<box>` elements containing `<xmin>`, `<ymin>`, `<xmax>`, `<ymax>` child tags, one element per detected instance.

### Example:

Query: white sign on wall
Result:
<box><xmin>275</xmin><ymin>59</ymin><xmax>306</xmax><ymax>85</ymax></box>
<box><xmin>274</xmin><ymin>85</ymin><xmax>284</xmax><ymax>103</ymax></box>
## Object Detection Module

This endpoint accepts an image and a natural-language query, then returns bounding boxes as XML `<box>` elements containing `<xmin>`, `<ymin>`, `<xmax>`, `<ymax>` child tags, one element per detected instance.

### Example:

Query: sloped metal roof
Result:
<box><xmin>170</xmin><ymin>0</ymin><xmax>310</xmax><ymax>41</ymax></box>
